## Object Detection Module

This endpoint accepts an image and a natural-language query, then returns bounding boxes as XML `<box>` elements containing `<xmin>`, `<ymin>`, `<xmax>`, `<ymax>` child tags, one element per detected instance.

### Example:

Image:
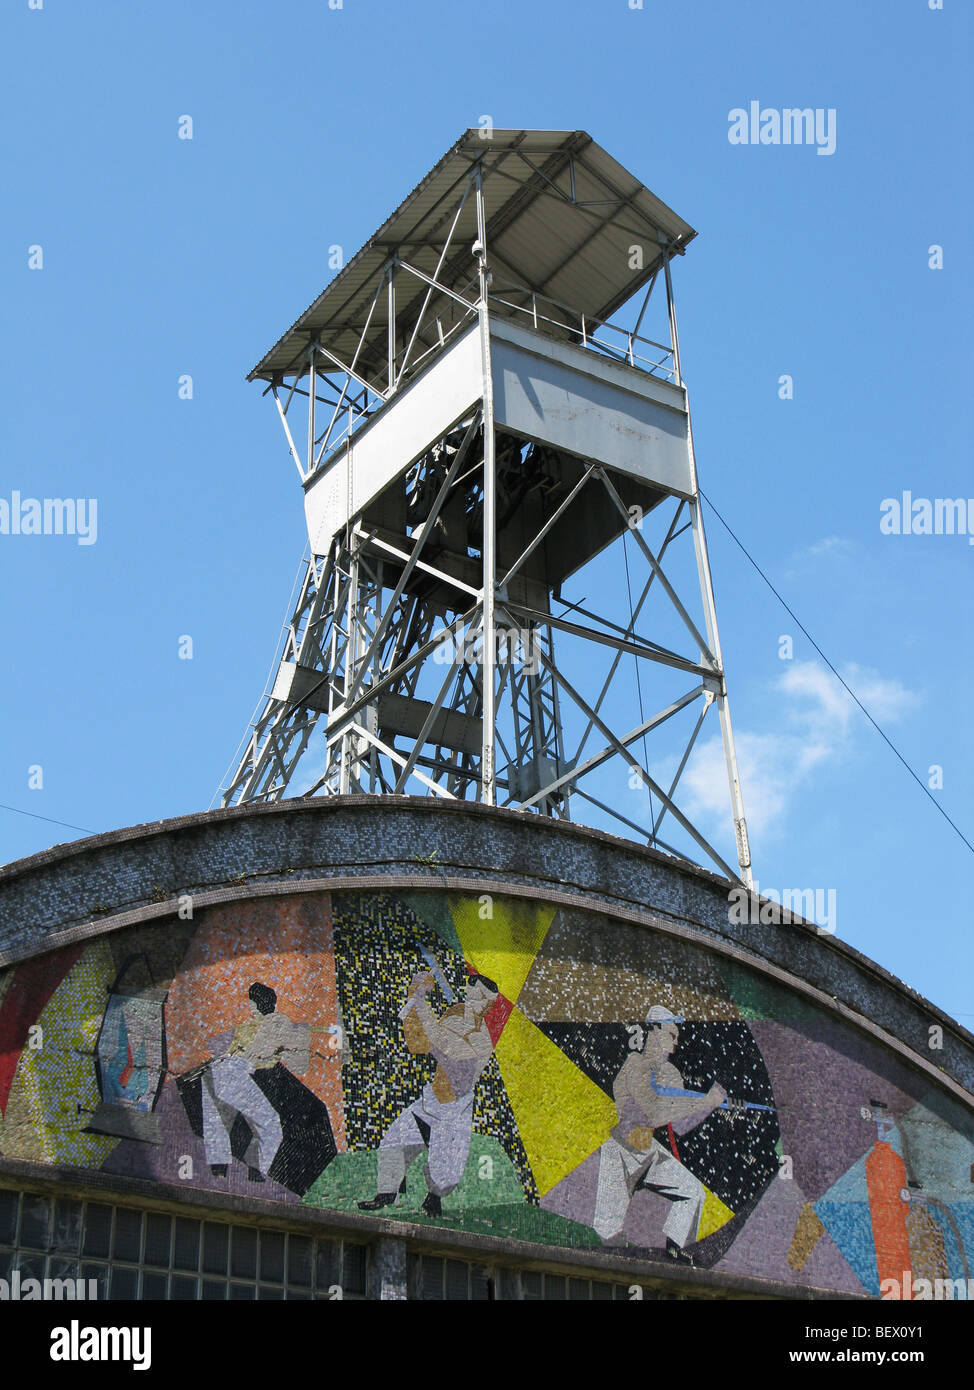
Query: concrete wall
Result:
<box><xmin>0</xmin><ymin>798</ymin><xmax>971</xmax><ymax>1298</ymax></box>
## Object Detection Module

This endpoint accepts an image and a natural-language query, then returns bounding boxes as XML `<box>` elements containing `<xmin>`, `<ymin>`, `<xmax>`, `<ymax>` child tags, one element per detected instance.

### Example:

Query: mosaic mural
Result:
<box><xmin>1</xmin><ymin>889</ymin><xmax>972</xmax><ymax>1295</ymax></box>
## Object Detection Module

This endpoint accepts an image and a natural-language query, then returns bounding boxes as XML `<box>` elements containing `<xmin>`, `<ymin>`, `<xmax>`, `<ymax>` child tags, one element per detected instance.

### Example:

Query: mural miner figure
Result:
<box><xmin>594</xmin><ymin>1005</ymin><xmax>728</xmax><ymax>1262</ymax></box>
<box><xmin>359</xmin><ymin>969</ymin><xmax>499</xmax><ymax>1217</ymax></box>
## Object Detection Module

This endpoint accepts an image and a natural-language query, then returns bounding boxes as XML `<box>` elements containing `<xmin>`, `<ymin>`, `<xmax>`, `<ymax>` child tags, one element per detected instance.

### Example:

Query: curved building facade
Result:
<box><xmin>0</xmin><ymin>799</ymin><xmax>971</xmax><ymax>1301</ymax></box>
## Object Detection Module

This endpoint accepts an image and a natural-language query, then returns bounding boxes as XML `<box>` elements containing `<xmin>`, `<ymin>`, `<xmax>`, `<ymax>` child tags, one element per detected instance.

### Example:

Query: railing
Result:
<box><xmin>486</xmin><ymin>285</ymin><xmax>678</xmax><ymax>383</ymax></box>
<box><xmin>305</xmin><ymin>283</ymin><xmax>678</xmax><ymax>479</ymax></box>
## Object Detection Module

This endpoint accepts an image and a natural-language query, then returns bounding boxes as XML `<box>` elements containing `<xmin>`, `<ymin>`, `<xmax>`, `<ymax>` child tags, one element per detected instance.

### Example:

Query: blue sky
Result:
<box><xmin>2</xmin><ymin>0</ymin><xmax>971</xmax><ymax>1024</ymax></box>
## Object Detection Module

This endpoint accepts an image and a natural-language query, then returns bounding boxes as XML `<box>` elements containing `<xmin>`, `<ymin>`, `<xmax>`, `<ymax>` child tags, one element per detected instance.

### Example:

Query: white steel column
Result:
<box><xmin>340</xmin><ymin>542</ymin><xmax>360</xmax><ymax>794</ymax></box>
<box><xmin>387</xmin><ymin>263</ymin><xmax>396</xmax><ymax>394</ymax></box>
<box><xmin>665</xmin><ymin>250</ymin><xmax>753</xmax><ymax>887</ymax></box>
<box><xmin>307</xmin><ymin>348</ymin><xmax>316</xmax><ymax>476</ymax></box>
<box><xmin>476</xmin><ymin>165</ymin><xmax>497</xmax><ymax>806</ymax></box>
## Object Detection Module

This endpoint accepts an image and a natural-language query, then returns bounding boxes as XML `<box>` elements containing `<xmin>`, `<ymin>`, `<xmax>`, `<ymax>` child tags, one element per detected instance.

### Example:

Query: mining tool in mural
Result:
<box><xmin>177</xmin><ymin>982</ymin><xmax>338</xmax><ymax>1195</ymax></box>
<box><xmin>652</xmin><ymin>1085</ymin><xmax>776</xmax><ymax>1115</ymax></box>
<box><xmin>594</xmin><ymin>1006</ymin><xmax>750</xmax><ymax>1262</ymax></box>
<box><xmin>417</xmin><ymin>942</ymin><xmax>454</xmax><ymax>1004</ymax></box>
<box><xmin>358</xmin><ymin>969</ymin><xmax>500</xmax><ymax>1218</ymax></box>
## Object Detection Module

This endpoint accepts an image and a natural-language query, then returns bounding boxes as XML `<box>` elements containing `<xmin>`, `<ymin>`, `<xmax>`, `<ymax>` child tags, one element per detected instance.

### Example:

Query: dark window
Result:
<box><xmin>17</xmin><ymin>1253</ymin><xmax>46</xmax><ymax>1285</ymax></box>
<box><xmin>53</xmin><ymin>1199</ymin><xmax>82</xmax><ymax>1253</ymax></box>
<box><xmin>47</xmin><ymin>1256</ymin><xmax>81</xmax><ymax>1287</ymax></box>
<box><xmin>81</xmin><ymin>1262</ymin><xmax>110</xmax><ymax>1300</ymax></box>
<box><xmin>202</xmin><ymin>1222</ymin><xmax>228</xmax><ymax>1276</ymax></box>
<box><xmin>342</xmin><ymin>1243</ymin><xmax>367</xmax><ymax>1296</ymax></box>
<box><xmin>19</xmin><ymin>1194</ymin><xmax>51</xmax><ymax>1250</ymax></box>
<box><xmin>521</xmin><ymin>1269</ymin><xmax>543</xmax><ymax>1300</ymax></box>
<box><xmin>109</xmin><ymin>1265</ymin><xmax>140</xmax><ymax>1301</ymax></box>
<box><xmin>287</xmin><ymin>1234</ymin><xmax>313</xmax><ymax>1287</ymax></box>
<box><xmin>0</xmin><ymin>1188</ymin><xmax>369</xmax><ymax>1301</ymax></box>
<box><xmin>113</xmin><ymin>1208</ymin><xmax>142</xmax><ymax>1263</ymax></box>
<box><xmin>0</xmin><ymin>1190</ymin><xmax>17</xmax><ymax>1245</ymax></box>
<box><xmin>141</xmin><ymin>1271</ymin><xmax>168</xmax><ymax>1300</ymax></box>
<box><xmin>422</xmin><ymin>1255</ymin><xmax>444</xmax><ymax>1300</ymax></box>
<box><xmin>173</xmin><ymin>1218</ymin><xmax>200</xmax><ymax>1272</ymax></box>
<box><xmin>231</xmin><ymin>1226</ymin><xmax>257</xmax><ymax>1280</ymax></box>
<box><xmin>260</xmin><ymin>1229</ymin><xmax>285</xmax><ymax>1284</ymax></box>
<box><xmin>446</xmin><ymin>1259</ymin><xmax>469</xmax><ymax>1299</ymax></box>
<box><xmin>314</xmin><ymin>1237</ymin><xmax>338</xmax><ymax>1290</ymax></box>
<box><xmin>144</xmin><ymin>1214</ymin><xmax>172</xmax><ymax>1268</ymax></box>
<box><xmin>82</xmin><ymin>1204</ymin><xmax>112</xmax><ymax>1259</ymax></box>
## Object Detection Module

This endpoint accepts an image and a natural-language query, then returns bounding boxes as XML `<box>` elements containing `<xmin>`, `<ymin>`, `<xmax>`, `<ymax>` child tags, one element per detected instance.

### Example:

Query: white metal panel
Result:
<box><xmin>271</xmin><ymin>661</ymin><xmax>330</xmax><ymax>713</ymax></box>
<box><xmin>493</xmin><ymin>318</ymin><xmax>686</xmax><ymax>413</ymax></box>
<box><xmin>304</xmin><ymin>452</ymin><xmax>349</xmax><ymax>556</ymax></box>
<box><xmin>303</xmin><ymin>324</ymin><xmax>482</xmax><ymax>554</ymax></box>
<box><xmin>490</xmin><ymin>320</ymin><xmax>692</xmax><ymax>497</ymax></box>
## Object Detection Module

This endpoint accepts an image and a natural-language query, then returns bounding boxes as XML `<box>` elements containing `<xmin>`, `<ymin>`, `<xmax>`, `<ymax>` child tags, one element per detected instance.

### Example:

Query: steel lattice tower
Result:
<box><xmin>218</xmin><ymin>129</ymin><xmax>753</xmax><ymax>887</ymax></box>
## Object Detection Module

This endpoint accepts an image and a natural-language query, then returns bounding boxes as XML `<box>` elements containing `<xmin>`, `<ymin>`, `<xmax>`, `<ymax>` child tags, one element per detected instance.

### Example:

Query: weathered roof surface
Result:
<box><xmin>249</xmin><ymin>129</ymin><xmax>695</xmax><ymax>382</ymax></box>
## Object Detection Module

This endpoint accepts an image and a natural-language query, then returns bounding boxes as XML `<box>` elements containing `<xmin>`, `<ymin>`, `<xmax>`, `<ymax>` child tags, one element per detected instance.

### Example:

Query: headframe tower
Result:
<box><xmin>219</xmin><ymin>129</ymin><xmax>753</xmax><ymax>887</ymax></box>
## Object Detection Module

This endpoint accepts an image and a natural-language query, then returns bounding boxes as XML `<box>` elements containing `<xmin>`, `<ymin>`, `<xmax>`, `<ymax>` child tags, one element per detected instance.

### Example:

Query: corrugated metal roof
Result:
<box><xmin>249</xmin><ymin>129</ymin><xmax>695</xmax><ymax>383</ymax></box>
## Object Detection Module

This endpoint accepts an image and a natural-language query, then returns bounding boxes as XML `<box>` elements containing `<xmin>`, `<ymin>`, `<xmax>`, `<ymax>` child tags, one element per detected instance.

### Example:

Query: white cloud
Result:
<box><xmin>675</xmin><ymin>659</ymin><xmax>920</xmax><ymax>838</ymax></box>
<box><xmin>778</xmin><ymin>659</ymin><xmax>918</xmax><ymax>736</ymax></box>
<box><xmin>838</xmin><ymin>663</ymin><xmax>919</xmax><ymax>723</ymax></box>
<box><xmin>679</xmin><ymin>730</ymin><xmax>793</xmax><ymax>836</ymax></box>
<box><xmin>807</xmin><ymin>536</ymin><xmax>852</xmax><ymax>558</ymax></box>
<box><xmin>783</xmin><ymin>535</ymin><xmax>853</xmax><ymax>580</ymax></box>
